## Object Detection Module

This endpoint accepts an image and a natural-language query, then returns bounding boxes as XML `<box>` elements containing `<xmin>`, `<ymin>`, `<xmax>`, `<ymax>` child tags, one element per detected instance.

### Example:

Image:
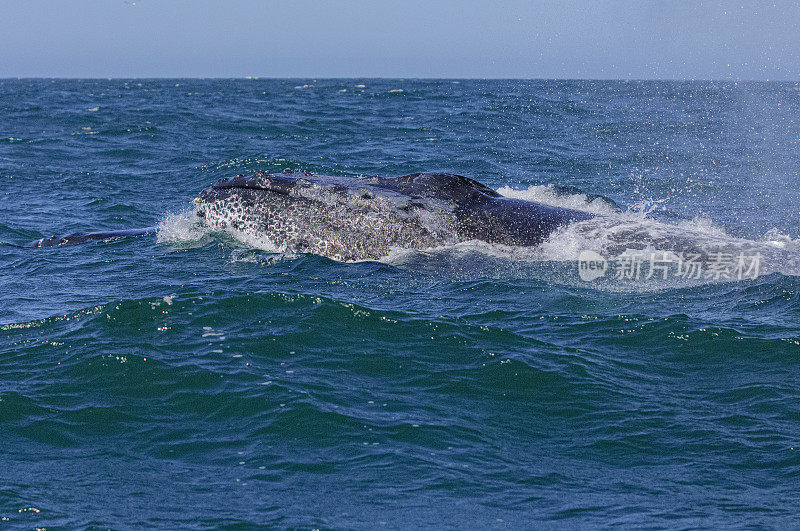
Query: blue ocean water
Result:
<box><xmin>1</xmin><ymin>79</ymin><xmax>800</xmax><ymax>527</ymax></box>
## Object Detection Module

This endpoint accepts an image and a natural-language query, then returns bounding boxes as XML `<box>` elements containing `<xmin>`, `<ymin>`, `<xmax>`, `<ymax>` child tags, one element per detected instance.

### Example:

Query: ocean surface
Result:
<box><xmin>2</xmin><ymin>79</ymin><xmax>800</xmax><ymax>527</ymax></box>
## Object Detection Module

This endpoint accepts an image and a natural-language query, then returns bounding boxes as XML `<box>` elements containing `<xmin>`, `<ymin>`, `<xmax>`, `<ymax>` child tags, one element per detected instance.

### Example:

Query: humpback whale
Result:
<box><xmin>194</xmin><ymin>171</ymin><xmax>594</xmax><ymax>261</ymax></box>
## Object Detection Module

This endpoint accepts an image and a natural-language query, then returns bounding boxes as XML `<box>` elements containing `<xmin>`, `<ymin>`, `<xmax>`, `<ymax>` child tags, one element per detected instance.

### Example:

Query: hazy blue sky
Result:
<box><xmin>1</xmin><ymin>0</ymin><xmax>798</xmax><ymax>79</ymax></box>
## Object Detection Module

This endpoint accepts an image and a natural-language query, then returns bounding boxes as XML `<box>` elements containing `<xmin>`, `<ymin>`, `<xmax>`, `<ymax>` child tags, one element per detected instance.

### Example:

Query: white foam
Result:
<box><xmin>537</xmin><ymin>214</ymin><xmax>740</xmax><ymax>263</ymax></box>
<box><xmin>382</xmin><ymin>240</ymin><xmax>540</xmax><ymax>266</ymax></box>
<box><xmin>497</xmin><ymin>184</ymin><xmax>620</xmax><ymax>216</ymax></box>
<box><xmin>156</xmin><ymin>210</ymin><xmax>210</xmax><ymax>244</ymax></box>
<box><xmin>761</xmin><ymin>228</ymin><xmax>800</xmax><ymax>251</ymax></box>
<box><xmin>225</xmin><ymin>230</ymin><xmax>283</xmax><ymax>254</ymax></box>
<box><xmin>229</xmin><ymin>248</ymin><xmax>297</xmax><ymax>264</ymax></box>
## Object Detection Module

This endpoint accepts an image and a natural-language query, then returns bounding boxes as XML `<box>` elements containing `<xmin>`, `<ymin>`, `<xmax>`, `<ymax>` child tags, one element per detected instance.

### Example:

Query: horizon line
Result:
<box><xmin>1</xmin><ymin>76</ymin><xmax>797</xmax><ymax>83</ymax></box>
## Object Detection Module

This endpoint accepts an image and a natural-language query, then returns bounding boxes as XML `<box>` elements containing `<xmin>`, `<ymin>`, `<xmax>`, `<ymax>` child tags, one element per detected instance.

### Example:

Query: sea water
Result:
<box><xmin>1</xmin><ymin>79</ymin><xmax>799</xmax><ymax>527</ymax></box>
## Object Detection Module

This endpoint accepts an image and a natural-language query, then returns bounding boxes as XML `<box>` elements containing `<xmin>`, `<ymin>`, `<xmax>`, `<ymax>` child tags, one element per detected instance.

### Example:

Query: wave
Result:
<box><xmin>8</xmin><ymin>289</ymin><xmax>796</xmax><ymax>408</ymax></box>
<box><xmin>4</xmin><ymin>289</ymin><xmax>798</xmax><ymax>424</ymax></box>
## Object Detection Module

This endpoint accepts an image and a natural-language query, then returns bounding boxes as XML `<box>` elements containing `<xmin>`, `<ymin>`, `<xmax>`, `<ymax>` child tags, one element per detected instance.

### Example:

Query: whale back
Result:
<box><xmin>383</xmin><ymin>172</ymin><xmax>501</xmax><ymax>203</ymax></box>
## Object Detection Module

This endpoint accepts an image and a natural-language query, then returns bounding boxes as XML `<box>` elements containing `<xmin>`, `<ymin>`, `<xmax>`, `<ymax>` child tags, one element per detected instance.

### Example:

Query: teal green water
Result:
<box><xmin>1</xmin><ymin>79</ymin><xmax>800</xmax><ymax>527</ymax></box>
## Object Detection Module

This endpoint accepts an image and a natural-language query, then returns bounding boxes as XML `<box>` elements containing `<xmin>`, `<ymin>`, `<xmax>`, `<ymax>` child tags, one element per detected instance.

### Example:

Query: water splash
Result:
<box><xmin>497</xmin><ymin>184</ymin><xmax>621</xmax><ymax>215</ymax></box>
<box><xmin>155</xmin><ymin>210</ymin><xmax>211</xmax><ymax>246</ymax></box>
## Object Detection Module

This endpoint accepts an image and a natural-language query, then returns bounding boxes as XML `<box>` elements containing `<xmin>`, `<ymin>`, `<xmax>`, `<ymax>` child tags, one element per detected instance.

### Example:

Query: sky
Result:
<box><xmin>1</xmin><ymin>0</ymin><xmax>799</xmax><ymax>79</ymax></box>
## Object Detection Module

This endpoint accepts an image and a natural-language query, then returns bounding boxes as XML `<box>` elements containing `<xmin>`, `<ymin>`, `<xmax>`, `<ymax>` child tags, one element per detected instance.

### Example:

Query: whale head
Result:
<box><xmin>194</xmin><ymin>171</ymin><xmax>472</xmax><ymax>260</ymax></box>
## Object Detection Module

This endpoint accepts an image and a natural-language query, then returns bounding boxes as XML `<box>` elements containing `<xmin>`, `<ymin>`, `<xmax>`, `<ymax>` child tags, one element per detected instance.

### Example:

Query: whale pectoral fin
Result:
<box><xmin>28</xmin><ymin>227</ymin><xmax>157</xmax><ymax>247</ymax></box>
